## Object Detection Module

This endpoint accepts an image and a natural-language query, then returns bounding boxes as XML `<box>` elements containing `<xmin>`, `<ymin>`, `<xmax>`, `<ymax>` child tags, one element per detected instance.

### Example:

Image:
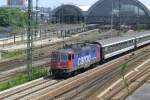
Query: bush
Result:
<box><xmin>0</xmin><ymin>66</ymin><xmax>48</xmax><ymax>91</ymax></box>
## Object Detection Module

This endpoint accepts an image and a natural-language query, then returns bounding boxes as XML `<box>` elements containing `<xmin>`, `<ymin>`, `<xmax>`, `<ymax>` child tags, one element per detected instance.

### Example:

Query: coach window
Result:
<box><xmin>126</xmin><ymin>41</ymin><xmax>129</xmax><ymax>47</ymax></box>
<box><xmin>127</xmin><ymin>41</ymin><xmax>129</xmax><ymax>46</ymax></box>
<box><xmin>119</xmin><ymin>43</ymin><xmax>122</xmax><ymax>49</ymax></box>
<box><xmin>129</xmin><ymin>41</ymin><xmax>131</xmax><ymax>46</ymax></box>
<box><xmin>119</xmin><ymin>43</ymin><xmax>121</xmax><ymax>49</ymax></box>
<box><xmin>122</xmin><ymin>42</ymin><xmax>125</xmax><ymax>48</ymax></box>
<box><xmin>111</xmin><ymin>45</ymin><xmax>114</xmax><ymax>52</ymax></box>
<box><xmin>123</xmin><ymin>42</ymin><xmax>126</xmax><ymax>48</ymax></box>
<box><xmin>114</xmin><ymin>44</ymin><xmax>118</xmax><ymax>51</ymax></box>
<box><xmin>105</xmin><ymin>47</ymin><xmax>108</xmax><ymax>54</ymax></box>
<box><xmin>117</xmin><ymin>44</ymin><xmax>120</xmax><ymax>50</ymax></box>
<box><xmin>130</xmin><ymin>40</ymin><xmax>134</xmax><ymax>46</ymax></box>
<box><xmin>112</xmin><ymin>45</ymin><xmax>115</xmax><ymax>52</ymax></box>
<box><xmin>107</xmin><ymin>46</ymin><xmax>111</xmax><ymax>53</ymax></box>
<box><xmin>120</xmin><ymin>43</ymin><xmax>122</xmax><ymax>49</ymax></box>
<box><xmin>129</xmin><ymin>41</ymin><xmax>132</xmax><ymax>46</ymax></box>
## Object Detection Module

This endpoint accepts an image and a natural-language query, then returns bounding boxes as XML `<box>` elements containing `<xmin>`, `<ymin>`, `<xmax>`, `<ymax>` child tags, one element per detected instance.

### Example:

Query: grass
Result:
<box><xmin>1</xmin><ymin>50</ymin><xmax>23</xmax><ymax>60</ymax></box>
<box><xmin>0</xmin><ymin>66</ymin><xmax>48</xmax><ymax>91</ymax></box>
<box><xmin>137</xmin><ymin>27</ymin><xmax>147</xmax><ymax>32</ymax></box>
<box><xmin>119</xmin><ymin>63</ymin><xmax>130</xmax><ymax>95</ymax></box>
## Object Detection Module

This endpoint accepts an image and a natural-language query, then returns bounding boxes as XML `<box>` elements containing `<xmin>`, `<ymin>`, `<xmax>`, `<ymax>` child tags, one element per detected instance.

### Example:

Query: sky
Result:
<box><xmin>0</xmin><ymin>0</ymin><xmax>150</xmax><ymax>11</ymax></box>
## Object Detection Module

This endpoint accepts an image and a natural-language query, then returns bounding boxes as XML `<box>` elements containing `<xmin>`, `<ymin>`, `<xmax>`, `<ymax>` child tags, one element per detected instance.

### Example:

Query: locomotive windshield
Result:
<box><xmin>51</xmin><ymin>52</ymin><xmax>68</xmax><ymax>61</ymax></box>
<box><xmin>51</xmin><ymin>53</ymin><xmax>60</xmax><ymax>61</ymax></box>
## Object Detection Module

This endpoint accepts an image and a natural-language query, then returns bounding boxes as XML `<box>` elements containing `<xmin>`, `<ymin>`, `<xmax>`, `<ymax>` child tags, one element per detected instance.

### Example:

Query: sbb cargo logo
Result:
<box><xmin>78</xmin><ymin>55</ymin><xmax>96</xmax><ymax>65</ymax></box>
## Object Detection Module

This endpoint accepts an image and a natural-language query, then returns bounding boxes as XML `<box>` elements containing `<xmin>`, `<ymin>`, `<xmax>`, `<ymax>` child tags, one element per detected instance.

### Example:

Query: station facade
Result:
<box><xmin>51</xmin><ymin>0</ymin><xmax>150</xmax><ymax>28</ymax></box>
<box><xmin>86</xmin><ymin>0</ymin><xmax>150</xmax><ymax>28</ymax></box>
<box><xmin>51</xmin><ymin>5</ymin><xmax>84</xmax><ymax>24</ymax></box>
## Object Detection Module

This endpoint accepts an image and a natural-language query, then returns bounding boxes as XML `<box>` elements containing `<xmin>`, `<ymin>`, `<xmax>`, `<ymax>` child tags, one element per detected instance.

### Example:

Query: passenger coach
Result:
<box><xmin>95</xmin><ymin>37</ymin><xmax>135</xmax><ymax>60</ymax></box>
<box><xmin>135</xmin><ymin>32</ymin><xmax>150</xmax><ymax>47</ymax></box>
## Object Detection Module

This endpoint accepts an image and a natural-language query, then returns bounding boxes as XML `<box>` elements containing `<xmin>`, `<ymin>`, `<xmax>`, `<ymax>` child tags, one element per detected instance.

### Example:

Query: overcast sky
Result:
<box><xmin>0</xmin><ymin>0</ymin><xmax>150</xmax><ymax>11</ymax></box>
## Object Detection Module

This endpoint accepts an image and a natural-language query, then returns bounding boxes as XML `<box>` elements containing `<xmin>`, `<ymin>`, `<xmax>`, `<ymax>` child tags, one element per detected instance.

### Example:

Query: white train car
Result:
<box><xmin>96</xmin><ymin>37</ymin><xmax>135</xmax><ymax>59</ymax></box>
<box><xmin>135</xmin><ymin>31</ymin><xmax>150</xmax><ymax>47</ymax></box>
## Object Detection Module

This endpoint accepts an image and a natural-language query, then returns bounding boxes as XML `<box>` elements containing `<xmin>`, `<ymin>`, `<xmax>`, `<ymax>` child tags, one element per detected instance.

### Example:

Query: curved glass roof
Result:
<box><xmin>86</xmin><ymin>0</ymin><xmax>150</xmax><ymax>25</ymax></box>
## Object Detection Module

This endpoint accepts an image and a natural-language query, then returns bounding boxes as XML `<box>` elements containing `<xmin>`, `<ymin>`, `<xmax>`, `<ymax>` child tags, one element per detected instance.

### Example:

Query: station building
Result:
<box><xmin>51</xmin><ymin>5</ymin><xmax>84</xmax><ymax>24</ymax></box>
<box><xmin>86</xmin><ymin>0</ymin><xmax>150</xmax><ymax>28</ymax></box>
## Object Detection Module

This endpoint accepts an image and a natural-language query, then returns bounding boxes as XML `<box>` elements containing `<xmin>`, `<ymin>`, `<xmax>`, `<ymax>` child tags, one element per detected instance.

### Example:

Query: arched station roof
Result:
<box><xmin>52</xmin><ymin>4</ymin><xmax>84</xmax><ymax>23</ymax></box>
<box><xmin>87</xmin><ymin>0</ymin><xmax>150</xmax><ymax>16</ymax></box>
<box><xmin>52</xmin><ymin>4</ymin><xmax>84</xmax><ymax>16</ymax></box>
<box><xmin>86</xmin><ymin>0</ymin><xmax>150</xmax><ymax>26</ymax></box>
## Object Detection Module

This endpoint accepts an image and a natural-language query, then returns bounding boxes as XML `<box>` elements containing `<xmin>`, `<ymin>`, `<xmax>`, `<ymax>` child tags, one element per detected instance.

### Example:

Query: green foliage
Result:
<box><xmin>0</xmin><ymin>8</ymin><xmax>27</xmax><ymax>28</ymax></box>
<box><xmin>119</xmin><ymin>63</ymin><xmax>130</xmax><ymax>94</ymax></box>
<box><xmin>0</xmin><ymin>14</ymin><xmax>9</xmax><ymax>27</ymax></box>
<box><xmin>122</xmin><ymin>75</ymin><xmax>130</xmax><ymax>94</ymax></box>
<box><xmin>2</xmin><ymin>50</ymin><xmax>23</xmax><ymax>59</ymax></box>
<box><xmin>0</xmin><ymin>67</ymin><xmax>48</xmax><ymax>91</ymax></box>
<box><xmin>120</xmin><ymin>63</ymin><xmax>128</xmax><ymax>72</ymax></box>
<box><xmin>30</xmin><ymin>66</ymin><xmax>48</xmax><ymax>79</ymax></box>
<box><xmin>137</xmin><ymin>27</ymin><xmax>147</xmax><ymax>32</ymax></box>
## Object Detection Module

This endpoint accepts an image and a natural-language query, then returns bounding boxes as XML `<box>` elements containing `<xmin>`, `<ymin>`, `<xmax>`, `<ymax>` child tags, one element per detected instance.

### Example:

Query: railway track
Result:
<box><xmin>28</xmin><ymin>46</ymin><xmax>150</xmax><ymax>100</ymax></box>
<box><xmin>0</xmin><ymin>46</ymin><xmax>149</xmax><ymax>99</ymax></box>
<box><xmin>0</xmin><ymin>73</ymin><xmax>18</xmax><ymax>84</ymax></box>
<box><xmin>0</xmin><ymin>78</ymin><xmax>61</xmax><ymax>100</ymax></box>
<box><xmin>0</xmin><ymin>43</ymin><xmax>61</xmax><ymax>72</ymax></box>
<box><xmin>87</xmin><ymin>51</ymin><xmax>150</xmax><ymax>99</ymax></box>
<box><xmin>55</xmin><ymin>47</ymin><xmax>150</xmax><ymax>100</ymax></box>
<box><xmin>97</xmin><ymin>59</ymin><xmax>150</xmax><ymax>100</ymax></box>
<box><xmin>0</xmin><ymin>58</ymin><xmax>49</xmax><ymax>84</ymax></box>
<box><xmin>109</xmin><ymin>60</ymin><xmax>150</xmax><ymax>99</ymax></box>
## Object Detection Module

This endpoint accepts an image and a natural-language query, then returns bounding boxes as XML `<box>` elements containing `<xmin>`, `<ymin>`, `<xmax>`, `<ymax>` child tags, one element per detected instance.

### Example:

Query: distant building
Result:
<box><xmin>7</xmin><ymin>0</ymin><xmax>26</xmax><ymax>6</ymax></box>
<box><xmin>51</xmin><ymin>4</ymin><xmax>84</xmax><ymax>24</ymax></box>
<box><xmin>32</xmin><ymin>7</ymin><xmax>52</xmax><ymax>23</ymax></box>
<box><xmin>86</xmin><ymin>0</ymin><xmax>150</xmax><ymax>28</ymax></box>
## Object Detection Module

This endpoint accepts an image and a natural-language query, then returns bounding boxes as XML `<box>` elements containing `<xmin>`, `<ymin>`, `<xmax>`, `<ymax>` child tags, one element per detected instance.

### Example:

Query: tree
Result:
<box><xmin>0</xmin><ymin>9</ymin><xmax>10</xmax><ymax>27</ymax></box>
<box><xmin>0</xmin><ymin>8</ymin><xmax>27</xmax><ymax>28</ymax></box>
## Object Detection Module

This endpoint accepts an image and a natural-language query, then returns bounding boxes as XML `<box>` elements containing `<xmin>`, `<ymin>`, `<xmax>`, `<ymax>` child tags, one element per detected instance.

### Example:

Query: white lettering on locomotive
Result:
<box><xmin>78</xmin><ymin>55</ymin><xmax>96</xmax><ymax>65</ymax></box>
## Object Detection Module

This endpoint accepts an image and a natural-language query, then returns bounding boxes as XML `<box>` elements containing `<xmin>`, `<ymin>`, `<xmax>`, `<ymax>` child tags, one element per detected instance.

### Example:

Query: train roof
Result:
<box><xmin>96</xmin><ymin>36</ymin><xmax>134</xmax><ymax>47</ymax></box>
<box><xmin>125</xmin><ymin>31</ymin><xmax>150</xmax><ymax>38</ymax></box>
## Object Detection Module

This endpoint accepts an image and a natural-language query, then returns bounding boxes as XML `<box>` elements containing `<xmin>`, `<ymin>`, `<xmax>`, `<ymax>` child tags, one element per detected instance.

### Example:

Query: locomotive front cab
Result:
<box><xmin>50</xmin><ymin>51</ymin><xmax>74</xmax><ymax>77</ymax></box>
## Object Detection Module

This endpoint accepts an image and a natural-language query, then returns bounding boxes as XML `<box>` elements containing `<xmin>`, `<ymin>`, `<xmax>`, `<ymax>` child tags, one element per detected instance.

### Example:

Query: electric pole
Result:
<box><xmin>27</xmin><ymin>0</ymin><xmax>33</xmax><ymax>77</ymax></box>
<box><xmin>36</xmin><ymin>0</ymin><xmax>39</xmax><ymax>26</ymax></box>
<box><xmin>119</xmin><ymin>0</ymin><xmax>121</xmax><ymax>31</ymax></box>
<box><xmin>111</xmin><ymin>1</ymin><xmax>114</xmax><ymax>37</ymax></box>
<box><xmin>35</xmin><ymin>0</ymin><xmax>39</xmax><ymax>37</ymax></box>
